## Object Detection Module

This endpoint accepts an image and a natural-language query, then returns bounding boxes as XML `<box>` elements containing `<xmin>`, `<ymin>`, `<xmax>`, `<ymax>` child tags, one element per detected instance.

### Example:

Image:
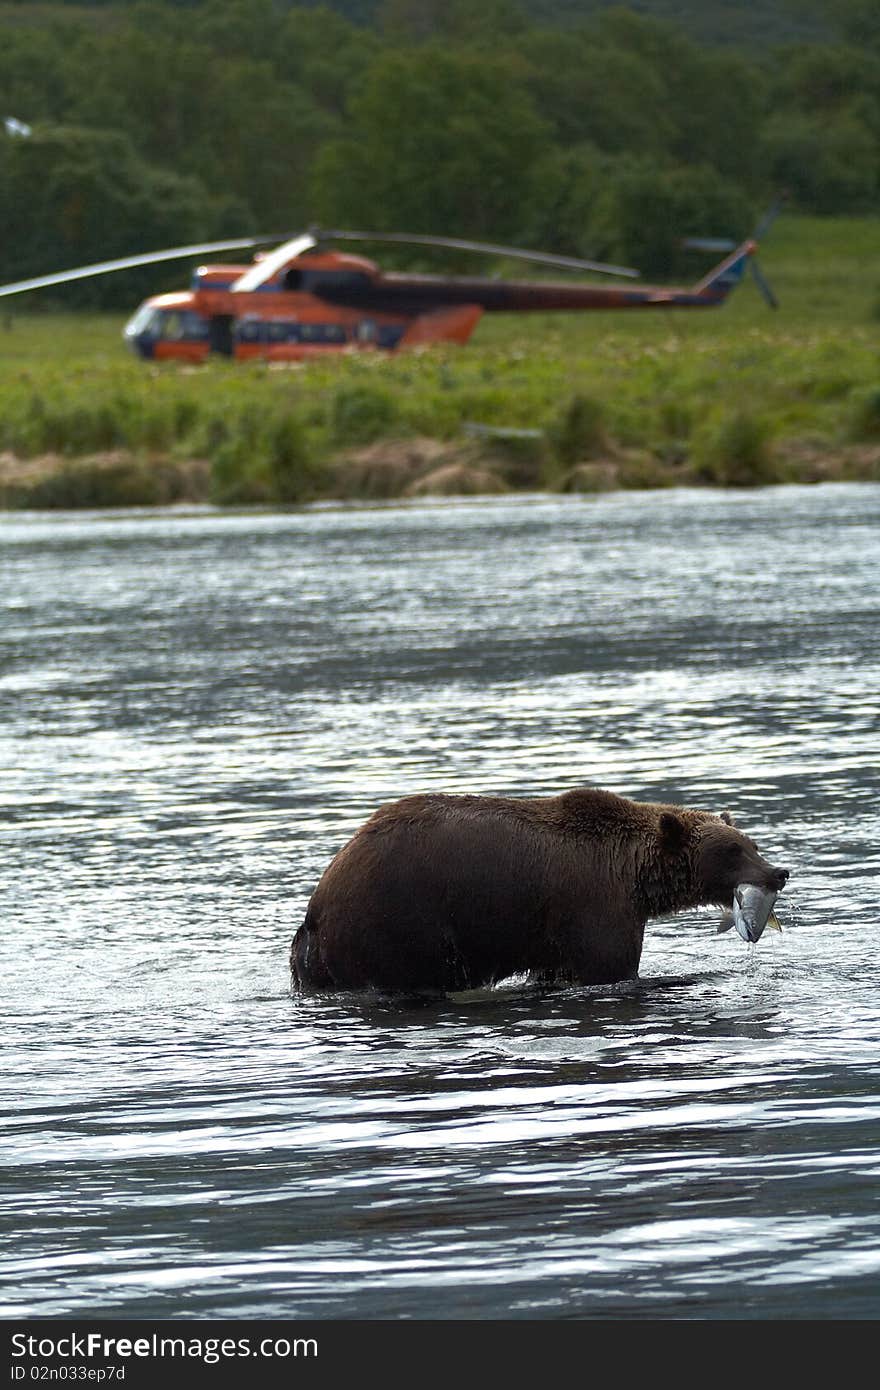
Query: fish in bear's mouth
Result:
<box><xmin>717</xmin><ymin>883</ymin><xmax>782</xmax><ymax>943</ymax></box>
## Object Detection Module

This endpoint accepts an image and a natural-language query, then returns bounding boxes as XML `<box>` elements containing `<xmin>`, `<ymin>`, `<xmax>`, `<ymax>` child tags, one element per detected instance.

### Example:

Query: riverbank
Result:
<box><xmin>2</xmin><ymin>215</ymin><xmax>878</xmax><ymax>508</ymax></box>
<box><xmin>2</xmin><ymin>433</ymin><xmax>879</xmax><ymax>510</ymax></box>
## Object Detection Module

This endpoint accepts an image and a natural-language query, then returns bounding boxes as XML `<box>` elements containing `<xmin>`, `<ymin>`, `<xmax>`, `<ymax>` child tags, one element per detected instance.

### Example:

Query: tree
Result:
<box><xmin>63</xmin><ymin>29</ymin><xmax>336</xmax><ymax>227</ymax></box>
<box><xmin>310</xmin><ymin>46</ymin><xmax>549</xmax><ymax>239</ymax></box>
<box><xmin>770</xmin><ymin>43</ymin><xmax>880</xmax><ymax>139</ymax></box>
<box><xmin>826</xmin><ymin>0</ymin><xmax>880</xmax><ymax>48</ymax></box>
<box><xmin>585</xmin><ymin>162</ymin><xmax>754</xmax><ymax>278</ymax></box>
<box><xmin>379</xmin><ymin>0</ymin><xmax>527</xmax><ymax>44</ymax></box>
<box><xmin>521</xmin><ymin>142</ymin><xmax>615</xmax><ymax>256</ymax></box>
<box><xmin>520</xmin><ymin>28</ymin><xmax>674</xmax><ymax>157</ymax></box>
<box><xmin>760</xmin><ymin>110</ymin><xmax>878</xmax><ymax>212</ymax></box>
<box><xmin>0</xmin><ymin>124</ymin><xmax>248</xmax><ymax>307</ymax></box>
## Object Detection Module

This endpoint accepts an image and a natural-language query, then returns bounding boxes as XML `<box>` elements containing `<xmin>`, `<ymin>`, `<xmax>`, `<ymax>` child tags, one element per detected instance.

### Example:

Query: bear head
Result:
<box><xmin>667</xmin><ymin>809</ymin><xmax>789</xmax><ymax>907</ymax></box>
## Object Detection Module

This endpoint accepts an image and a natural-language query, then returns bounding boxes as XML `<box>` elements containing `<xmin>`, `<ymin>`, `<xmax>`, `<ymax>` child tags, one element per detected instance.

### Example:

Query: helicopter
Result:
<box><xmin>0</xmin><ymin>213</ymin><xmax>779</xmax><ymax>363</ymax></box>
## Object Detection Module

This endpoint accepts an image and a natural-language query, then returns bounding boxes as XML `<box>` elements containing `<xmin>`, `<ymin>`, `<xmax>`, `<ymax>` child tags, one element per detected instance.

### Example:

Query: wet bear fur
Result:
<box><xmin>290</xmin><ymin>787</ymin><xmax>789</xmax><ymax>993</ymax></box>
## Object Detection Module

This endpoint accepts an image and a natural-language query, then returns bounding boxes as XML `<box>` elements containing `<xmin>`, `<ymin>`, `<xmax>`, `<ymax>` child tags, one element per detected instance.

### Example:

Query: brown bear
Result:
<box><xmin>290</xmin><ymin>787</ymin><xmax>789</xmax><ymax>993</ymax></box>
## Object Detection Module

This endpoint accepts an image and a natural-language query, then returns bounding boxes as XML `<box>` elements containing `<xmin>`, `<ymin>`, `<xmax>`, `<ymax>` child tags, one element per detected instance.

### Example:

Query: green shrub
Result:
<box><xmin>617</xmin><ymin>453</ymin><xmax>677</xmax><ymax>489</ymax></box>
<box><xmin>172</xmin><ymin>397</ymin><xmax>201</xmax><ymax>437</ymax></box>
<box><xmin>548</xmin><ymin>393</ymin><xmax>608</xmax><ymax>465</ymax></box>
<box><xmin>331</xmin><ymin>384</ymin><xmax>398</xmax><ymax>445</ymax></box>
<box><xmin>691</xmin><ymin>409</ymin><xmax>777</xmax><ymax>486</ymax></box>
<box><xmin>848</xmin><ymin>387</ymin><xmax>880</xmax><ymax>441</ymax></box>
<box><xmin>206</xmin><ymin>405</ymin><xmax>325</xmax><ymax>505</ymax></box>
<box><xmin>559</xmin><ymin>461</ymin><xmax>618</xmax><ymax>493</ymax></box>
<box><xmin>472</xmin><ymin>430</ymin><xmax>547</xmax><ymax>488</ymax></box>
<box><xmin>209</xmin><ymin>435</ymin><xmax>273</xmax><ymax>505</ymax></box>
<box><xmin>266</xmin><ymin>412</ymin><xmax>325</xmax><ymax>502</ymax></box>
<box><xmin>208</xmin><ymin>403</ymin><xmax>271</xmax><ymax>504</ymax></box>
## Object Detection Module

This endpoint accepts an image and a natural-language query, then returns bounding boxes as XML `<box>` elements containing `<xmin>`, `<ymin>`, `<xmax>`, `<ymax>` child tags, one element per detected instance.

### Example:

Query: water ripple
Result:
<box><xmin>2</xmin><ymin>485</ymin><xmax>879</xmax><ymax>1318</ymax></box>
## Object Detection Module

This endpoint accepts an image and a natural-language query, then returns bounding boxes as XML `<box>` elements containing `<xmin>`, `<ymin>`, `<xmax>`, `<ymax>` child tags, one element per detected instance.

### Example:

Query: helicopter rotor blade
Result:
<box><xmin>749</xmin><ymin>199</ymin><xmax>781</xmax><ymax>308</ymax></box>
<box><xmin>753</xmin><ymin>197</ymin><xmax>784</xmax><ymax>242</ymax></box>
<box><xmin>0</xmin><ymin>237</ymin><xmax>282</xmax><ymax>299</ymax></box>
<box><xmin>0</xmin><ymin>225</ymin><xmax>639</xmax><ymax>301</ymax></box>
<box><xmin>311</xmin><ymin>227</ymin><xmax>640</xmax><ymax>279</ymax></box>
<box><xmin>680</xmin><ymin>236</ymin><xmax>737</xmax><ymax>254</ymax></box>
<box><xmin>230</xmin><ymin>232</ymin><xmax>319</xmax><ymax>291</ymax></box>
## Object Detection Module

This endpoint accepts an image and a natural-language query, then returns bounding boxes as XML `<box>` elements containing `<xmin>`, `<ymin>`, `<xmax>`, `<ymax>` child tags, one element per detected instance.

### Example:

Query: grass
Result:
<box><xmin>1</xmin><ymin>214</ymin><xmax>878</xmax><ymax>508</ymax></box>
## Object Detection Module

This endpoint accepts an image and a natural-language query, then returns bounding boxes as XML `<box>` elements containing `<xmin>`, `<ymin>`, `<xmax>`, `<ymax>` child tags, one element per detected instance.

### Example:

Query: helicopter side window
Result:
<box><xmin>181</xmin><ymin>311</ymin><xmax>209</xmax><ymax>340</ymax></box>
<box><xmin>236</xmin><ymin>319</ymin><xmax>263</xmax><ymax>343</ymax></box>
<box><xmin>299</xmin><ymin>323</ymin><xmax>348</xmax><ymax>344</ymax></box>
<box><xmin>267</xmin><ymin>321</ymin><xmax>291</xmax><ymax>343</ymax></box>
<box><xmin>377</xmin><ymin>325</ymin><xmax>405</xmax><ymax>349</ymax></box>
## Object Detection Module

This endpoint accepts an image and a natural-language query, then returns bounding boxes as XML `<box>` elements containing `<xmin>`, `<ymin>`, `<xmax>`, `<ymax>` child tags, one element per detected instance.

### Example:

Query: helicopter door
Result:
<box><xmin>209</xmin><ymin>315</ymin><xmax>235</xmax><ymax>356</ymax></box>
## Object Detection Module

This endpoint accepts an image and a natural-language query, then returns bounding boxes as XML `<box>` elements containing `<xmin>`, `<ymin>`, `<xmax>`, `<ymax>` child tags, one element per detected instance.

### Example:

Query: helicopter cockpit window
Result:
<box><xmin>159</xmin><ymin>312</ymin><xmax>185</xmax><ymax>341</ymax></box>
<box><xmin>182</xmin><ymin>311</ymin><xmax>209</xmax><ymax>340</ymax></box>
<box><xmin>124</xmin><ymin>305</ymin><xmax>159</xmax><ymax>338</ymax></box>
<box><xmin>155</xmin><ymin>310</ymin><xmax>208</xmax><ymax>341</ymax></box>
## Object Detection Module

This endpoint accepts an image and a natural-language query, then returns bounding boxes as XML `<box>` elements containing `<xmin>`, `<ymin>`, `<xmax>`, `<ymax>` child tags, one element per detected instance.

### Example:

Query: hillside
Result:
<box><xmin>0</xmin><ymin>0</ymin><xmax>835</xmax><ymax>49</ymax></box>
<box><xmin>260</xmin><ymin>0</ymin><xmax>833</xmax><ymax>48</ymax></box>
<box><xmin>521</xmin><ymin>1</ymin><xmax>831</xmax><ymax>47</ymax></box>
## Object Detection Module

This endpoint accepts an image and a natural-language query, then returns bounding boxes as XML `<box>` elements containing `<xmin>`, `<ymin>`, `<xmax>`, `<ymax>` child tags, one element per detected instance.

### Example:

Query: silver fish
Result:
<box><xmin>717</xmin><ymin>884</ymin><xmax>781</xmax><ymax>942</ymax></box>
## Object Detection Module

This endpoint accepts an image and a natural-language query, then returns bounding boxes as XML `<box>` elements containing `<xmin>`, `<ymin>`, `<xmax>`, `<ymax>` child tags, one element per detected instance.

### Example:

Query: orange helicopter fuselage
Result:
<box><xmin>123</xmin><ymin>250</ymin><xmax>483</xmax><ymax>361</ymax></box>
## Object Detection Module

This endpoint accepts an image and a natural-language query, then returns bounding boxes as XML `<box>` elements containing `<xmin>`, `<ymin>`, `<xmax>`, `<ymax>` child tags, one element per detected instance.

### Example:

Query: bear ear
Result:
<box><xmin>659</xmin><ymin>811</ymin><xmax>688</xmax><ymax>855</ymax></box>
<box><xmin>719</xmin><ymin>810</ymin><xmax>736</xmax><ymax>827</ymax></box>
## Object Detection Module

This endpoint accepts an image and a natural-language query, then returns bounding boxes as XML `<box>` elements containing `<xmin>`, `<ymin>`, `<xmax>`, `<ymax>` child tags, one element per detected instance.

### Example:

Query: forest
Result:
<box><xmin>1</xmin><ymin>0</ymin><xmax>878</xmax><ymax>306</ymax></box>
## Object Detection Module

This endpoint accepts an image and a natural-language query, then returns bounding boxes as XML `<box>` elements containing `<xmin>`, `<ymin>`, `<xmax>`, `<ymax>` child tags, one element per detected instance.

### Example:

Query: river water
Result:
<box><xmin>1</xmin><ymin>484</ymin><xmax>879</xmax><ymax>1321</ymax></box>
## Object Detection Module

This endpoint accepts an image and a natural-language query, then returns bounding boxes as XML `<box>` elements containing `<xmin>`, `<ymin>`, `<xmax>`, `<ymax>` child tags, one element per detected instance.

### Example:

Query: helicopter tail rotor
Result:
<box><xmin>681</xmin><ymin>199</ymin><xmax>781</xmax><ymax>310</ymax></box>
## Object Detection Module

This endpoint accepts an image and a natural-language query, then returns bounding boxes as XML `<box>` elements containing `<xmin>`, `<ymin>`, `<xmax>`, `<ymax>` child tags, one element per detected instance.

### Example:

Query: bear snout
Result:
<box><xmin>772</xmin><ymin>866</ymin><xmax>790</xmax><ymax>890</ymax></box>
